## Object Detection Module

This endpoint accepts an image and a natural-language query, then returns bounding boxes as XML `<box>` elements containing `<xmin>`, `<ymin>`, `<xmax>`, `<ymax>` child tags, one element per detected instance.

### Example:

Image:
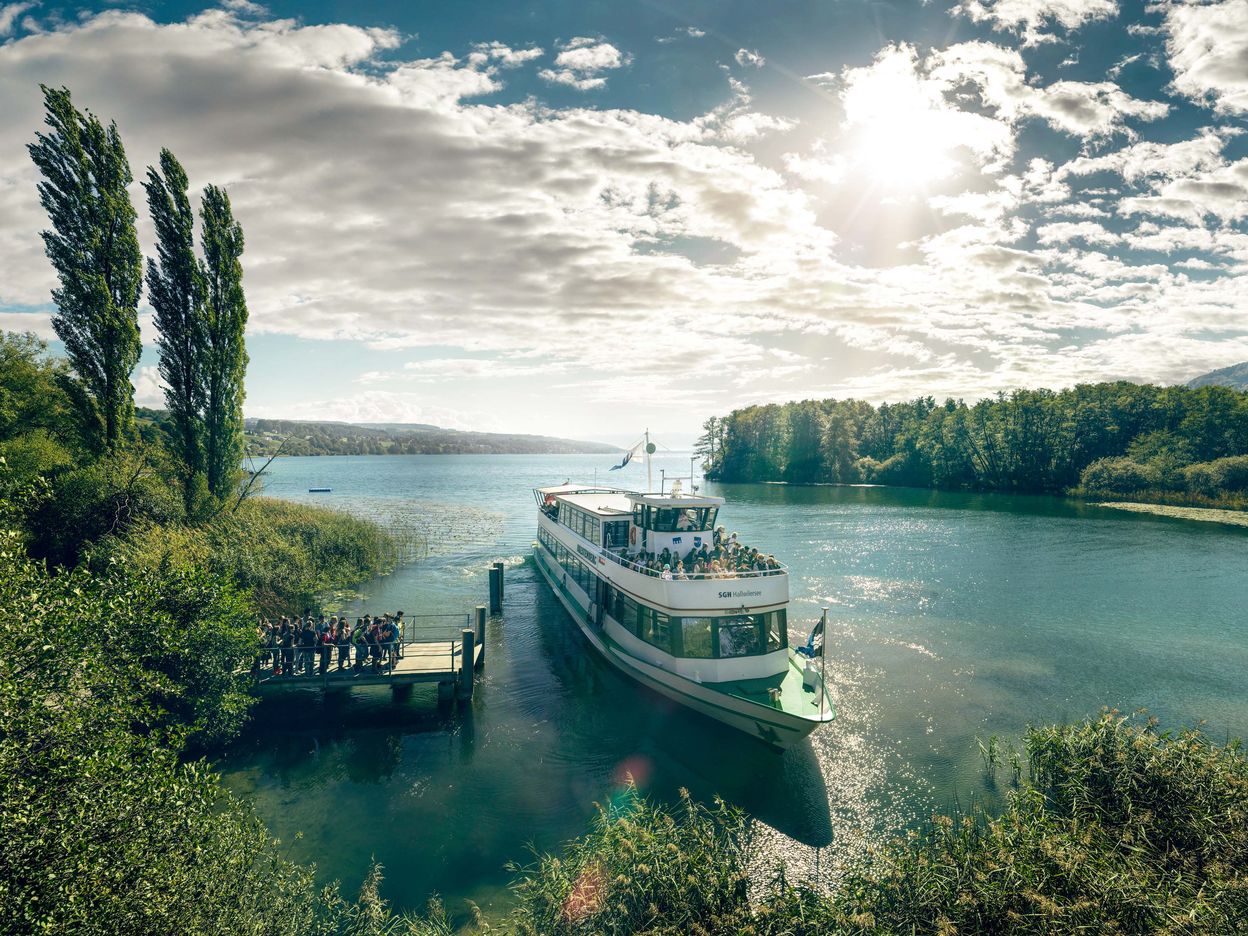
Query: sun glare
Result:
<box><xmin>839</xmin><ymin>46</ymin><xmax>977</xmax><ymax>192</ymax></box>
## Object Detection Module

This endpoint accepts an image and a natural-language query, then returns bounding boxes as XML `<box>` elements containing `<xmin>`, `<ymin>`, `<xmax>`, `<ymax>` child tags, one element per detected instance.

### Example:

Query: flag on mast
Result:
<box><xmin>797</xmin><ymin>615</ymin><xmax>825</xmax><ymax>658</ymax></box>
<box><xmin>610</xmin><ymin>440</ymin><xmax>641</xmax><ymax>471</ymax></box>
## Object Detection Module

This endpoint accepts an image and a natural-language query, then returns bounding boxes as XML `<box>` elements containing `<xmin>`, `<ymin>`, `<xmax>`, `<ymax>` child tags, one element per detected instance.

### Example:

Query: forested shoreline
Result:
<box><xmin>697</xmin><ymin>383</ymin><xmax>1248</xmax><ymax>508</ymax></box>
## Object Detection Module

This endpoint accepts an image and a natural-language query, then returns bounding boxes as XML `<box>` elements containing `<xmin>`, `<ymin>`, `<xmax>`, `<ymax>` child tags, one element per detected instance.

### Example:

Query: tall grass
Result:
<box><xmin>95</xmin><ymin>496</ymin><xmax>424</xmax><ymax>614</ymax></box>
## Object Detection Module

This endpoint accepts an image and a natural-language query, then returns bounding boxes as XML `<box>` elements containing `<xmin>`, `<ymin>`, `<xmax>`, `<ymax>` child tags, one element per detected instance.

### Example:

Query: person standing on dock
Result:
<box><xmin>336</xmin><ymin>619</ymin><xmax>351</xmax><ymax>671</ymax></box>
<box><xmin>395</xmin><ymin>611</ymin><xmax>405</xmax><ymax>659</ymax></box>
<box><xmin>299</xmin><ymin>618</ymin><xmax>317</xmax><ymax>675</ymax></box>
<box><xmin>318</xmin><ymin>622</ymin><xmax>333</xmax><ymax>675</ymax></box>
<box><xmin>352</xmin><ymin>618</ymin><xmax>367</xmax><ymax>673</ymax></box>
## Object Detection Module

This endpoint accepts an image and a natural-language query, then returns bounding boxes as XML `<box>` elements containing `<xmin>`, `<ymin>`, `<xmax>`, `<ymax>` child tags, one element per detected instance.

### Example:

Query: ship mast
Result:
<box><xmin>645</xmin><ymin>428</ymin><xmax>653</xmax><ymax>492</ymax></box>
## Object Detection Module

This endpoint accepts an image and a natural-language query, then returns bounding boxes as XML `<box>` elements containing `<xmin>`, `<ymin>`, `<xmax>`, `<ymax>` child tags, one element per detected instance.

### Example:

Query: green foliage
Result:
<box><xmin>245</xmin><ymin>418</ymin><xmax>620</xmax><ymax>457</ymax></box>
<box><xmin>498</xmin><ymin>715</ymin><xmax>1248</xmax><ymax>936</ymax></box>
<box><xmin>24</xmin><ymin>443</ymin><xmax>183</xmax><ymax>568</ymax></box>
<box><xmin>0</xmin><ymin>331</ymin><xmax>74</xmax><ymax>444</ymax></box>
<box><xmin>707</xmin><ymin>383</ymin><xmax>1248</xmax><ymax>507</ymax></box>
<box><xmin>144</xmin><ymin>148</ymin><xmax>209</xmax><ymax>508</ymax></box>
<box><xmin>508</xmin><ymin>789</ymin><xmax>753</xmax><ymax>936</ymax></box>
<box><xmin>28</xmin><ymin>85</ymin><xmax>142</xmax><ymax>451</ymax></box>
<box><xmin>200</xmin><ymin>183</ymin><xmax>249</xmax><ymax>501</ymax></box>
<box><xmin>97</xmin><ymin>496</ymin><xmax>419</xmax><ymax>615</ymax></box>
<box><xmin>0</xmin><ymin>531</ymin><xmax>447</xmax><ymax>935</ymax></box>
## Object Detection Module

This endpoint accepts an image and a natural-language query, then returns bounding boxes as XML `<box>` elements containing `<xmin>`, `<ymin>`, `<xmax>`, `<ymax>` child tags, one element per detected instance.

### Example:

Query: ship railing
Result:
<box><xmin>600</xmin><ymin>546</ymin><xmax>787</xmax><ymax>579</ymax></box>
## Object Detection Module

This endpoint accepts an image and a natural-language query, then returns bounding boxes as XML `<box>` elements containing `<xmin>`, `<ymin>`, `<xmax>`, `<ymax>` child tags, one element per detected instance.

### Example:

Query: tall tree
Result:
<box><xmin>28</xmin><ymin>85</ymin><xmax>142</xmax><ymax>451</ymax></box>
<box><xmin>143</xmin><ymin>149</ymin><xmax>207</xmax><ymax>508</ymax></box>
<box><xmin>199</xmin><ymin>185</ymin><xmax>248</xmax><ymax>501</ymax></box>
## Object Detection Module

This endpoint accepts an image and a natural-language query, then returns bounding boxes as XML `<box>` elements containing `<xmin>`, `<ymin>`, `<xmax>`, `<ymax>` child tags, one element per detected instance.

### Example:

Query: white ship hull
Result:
<box><xmin>534</xmin><ymin>545</ymin><xmax>827</xmax><ymax>747</ymax></box>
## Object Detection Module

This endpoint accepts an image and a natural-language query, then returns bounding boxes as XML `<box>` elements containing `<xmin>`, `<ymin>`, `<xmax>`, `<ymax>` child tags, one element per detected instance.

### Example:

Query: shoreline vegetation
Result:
<box><xmin>5</xmin><ymin>86</ymin><xmax>1247</xmax><ymax>934</ymax></box>
<box><xmin>696</xmin><ymin>382</ymin><xmax>1248</xmax><ymax>512</ymax></box>
<box><xmin>232</xmin><ymin>414</ymin><xmax>620</xmax><ymax>458</ymax></box>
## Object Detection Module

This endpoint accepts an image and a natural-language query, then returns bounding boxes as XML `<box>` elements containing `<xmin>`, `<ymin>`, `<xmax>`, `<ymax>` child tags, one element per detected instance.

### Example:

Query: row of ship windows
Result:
<box><xmin>539</xmin><ymin>528</ymin><xmax>787</xmax><ymax>660</ymax></box>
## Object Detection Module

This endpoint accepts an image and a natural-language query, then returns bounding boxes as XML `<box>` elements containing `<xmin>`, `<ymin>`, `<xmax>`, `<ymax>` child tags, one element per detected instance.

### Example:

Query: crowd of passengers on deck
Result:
<box><xmin>253</xmin><ymin>612</ymin><xmax>406</xmax><ymax>677</ymax></box>
<box><xmin>624</xmin><ymin>527</ymin><xmax>782</xmax><ymax>579</ymax></box>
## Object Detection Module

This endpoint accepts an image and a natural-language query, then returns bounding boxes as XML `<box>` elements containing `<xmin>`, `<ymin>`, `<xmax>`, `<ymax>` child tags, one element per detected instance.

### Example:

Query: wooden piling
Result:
<box><xmin>489</xmin><ymin>565</ymin><xmax>502</xmax><ymax>613</ymax></box>
<box><xmin>458</xmin><ymin>627</ymin><xmax>475</xmax><ymax>701</ymax></box>
<box><xmin>494</xmin><ymin>561</ymin><xmax>505</xmax><ymax>601</ymax></box>
<box><xmin>475</xmin><ymin>605</ymin><xmax>487</xmax><ymax>669</ymax></box>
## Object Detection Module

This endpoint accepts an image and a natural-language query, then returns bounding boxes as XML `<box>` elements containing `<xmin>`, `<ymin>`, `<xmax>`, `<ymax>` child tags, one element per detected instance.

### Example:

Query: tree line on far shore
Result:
<box><xmin>696</xmin><ymin>382</ymin><xmax>1248</xmax><ymax>507</ymax></box>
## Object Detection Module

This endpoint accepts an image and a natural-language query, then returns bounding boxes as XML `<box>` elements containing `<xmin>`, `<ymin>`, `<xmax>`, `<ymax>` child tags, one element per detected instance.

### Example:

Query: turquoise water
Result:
<box><xmin>217</xmin><ymin>454</ymin><xmax>1248</xmax><ymax>918</ymax></box>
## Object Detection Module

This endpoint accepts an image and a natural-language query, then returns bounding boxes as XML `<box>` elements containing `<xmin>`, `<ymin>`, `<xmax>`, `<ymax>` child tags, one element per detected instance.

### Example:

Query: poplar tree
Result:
<box><xmin>200</xmin><ymin>185</ymin><xmax>248</xmax><ymax>502</ymax></box>
<box><xmin>28</xmin><ymin>85</ymin><xmax>142</xmax><ymax>451</ymax></box>
<box><xmin>143</xmin><ymin>149</ymin><xmax>207</xmax><ymax>508</ymax></box>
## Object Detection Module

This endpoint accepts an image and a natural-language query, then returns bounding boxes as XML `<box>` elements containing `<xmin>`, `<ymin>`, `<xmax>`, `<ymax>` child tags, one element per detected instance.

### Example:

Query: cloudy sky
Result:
<box><xmin>1</xmin><ymin>0</ymin><xmax>1246</xmax><ymax>444</ymax></box>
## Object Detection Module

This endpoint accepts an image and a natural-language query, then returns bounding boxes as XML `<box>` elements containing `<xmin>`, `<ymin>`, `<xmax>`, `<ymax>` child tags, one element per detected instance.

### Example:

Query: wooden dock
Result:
<box><xmin>253</xmin><ymin>607</ymin><xmax>487</xmax><ymax>702</ymax></box>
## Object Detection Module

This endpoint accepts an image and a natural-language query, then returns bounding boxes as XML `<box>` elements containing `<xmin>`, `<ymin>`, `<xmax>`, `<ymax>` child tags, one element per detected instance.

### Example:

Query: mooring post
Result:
<box><xmin>489</xmin><ymin>565</ymin><xmax>502</xmax><ymax>613</ymax></box>
<box><xmin>494</xmin><ymin>561</ymin><xmax>505</xmax><ymax>601</ymax></box>
<box><xmin>459</xmin><ymin>627</ymin><xmax>475</xmax><ymax>701</ymax></box>
<box><xmin>475</xmin><ymin>605</ymin><xmax>487</xmax><ymax>669</ymax></box>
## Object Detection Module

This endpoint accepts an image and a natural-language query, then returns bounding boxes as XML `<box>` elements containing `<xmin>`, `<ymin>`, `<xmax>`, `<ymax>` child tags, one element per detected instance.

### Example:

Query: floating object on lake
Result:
<box><xmin>309</xmin><ymin>487</ymin><xmax>332</xmax><ymax>493</ymax></box>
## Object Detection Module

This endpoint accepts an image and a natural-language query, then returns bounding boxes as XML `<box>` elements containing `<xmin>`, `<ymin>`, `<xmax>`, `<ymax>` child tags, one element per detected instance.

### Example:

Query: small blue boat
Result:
<box><xmin>308</xmin><ymin>487</ymin><xmax>332</xmax><ymax>493</ymax></box>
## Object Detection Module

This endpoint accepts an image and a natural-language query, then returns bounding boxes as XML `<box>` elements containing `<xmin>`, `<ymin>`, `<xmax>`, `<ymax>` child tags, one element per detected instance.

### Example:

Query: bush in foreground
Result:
<box><xmin>0</xmin><ymin>529</ymin><xmax>448</xmax><ymax>936</ymax></box>
<box><xmin>503</xmin><ymin>713</ymin><xmax>1248</xmax><ymax>935</ymax></box>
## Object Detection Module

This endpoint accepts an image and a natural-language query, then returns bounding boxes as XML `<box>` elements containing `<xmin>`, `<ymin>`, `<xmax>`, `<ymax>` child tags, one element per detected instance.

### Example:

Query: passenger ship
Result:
<box><xmin>532</xmin><ymin>472</ymin><xmax>834</xmax><ymax>747</ymax></box>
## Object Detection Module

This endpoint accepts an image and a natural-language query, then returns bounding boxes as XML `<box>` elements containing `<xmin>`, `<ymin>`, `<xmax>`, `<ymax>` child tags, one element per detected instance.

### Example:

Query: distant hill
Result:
<box><xmin>240</xmin><ymin>417</ymin><xmax>620</xmax><ymax>457</ymax></box>
<box><xmin>1187</xmin><ymin>362</ymin><xmax>1248</xmax><ymax>390</ymax></box>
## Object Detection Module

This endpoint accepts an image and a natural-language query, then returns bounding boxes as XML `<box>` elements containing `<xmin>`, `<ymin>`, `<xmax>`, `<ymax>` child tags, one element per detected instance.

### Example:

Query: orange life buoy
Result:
<box><xmin>629</xmin><ymin>525</ymin><xmax>638</xmax><ymax>546</ymax></box>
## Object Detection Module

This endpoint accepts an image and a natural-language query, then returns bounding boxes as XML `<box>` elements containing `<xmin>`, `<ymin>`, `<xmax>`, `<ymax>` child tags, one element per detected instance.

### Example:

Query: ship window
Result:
<box><xmin>766</xmin><ymin>610</ymin><xmax>787</xmax><ymax>651</ymax></box>
<box><xmin>615</xmin><ymin>594</ymin><xmax>639</xmax><ymax>635</ymax></box>
<box><xmin>640</xmin><ymin>609</ymin><xmax>671</xmax><ymax>652</ymax></box>
<box><xmin>604</xmin><ymin>521</ymin><xmax>629</xmax><ymax>549</ymax></box>
<box><xmin>680</xmin><ymin>617</ymin><xmax>713</xmax><ymax>658</ymax></box>
<box><xmin>717</xmin><ymin>617</ymin><xmax>763</xmax><ymax>658</ymax></box>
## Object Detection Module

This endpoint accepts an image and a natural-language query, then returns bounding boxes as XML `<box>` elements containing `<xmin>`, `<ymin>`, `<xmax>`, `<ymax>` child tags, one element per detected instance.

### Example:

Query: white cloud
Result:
<box><xmin>539</xmin><ymin>37</ymin><xmax>628</xmax><ymax>90</ymax></box>
<box><xmin>1164</xmin><ymin>0</ymin><xmax>1248</xmax><ymax>114</ymax></box>
<box><xmin>954</xmin><ymin>0</ymin><xmax>1118</xmax><ymax>45</ymax></box>
<box><xmin>734</xmin><ymin>48</ymin><xmax>765</xmax><ymax>68</ymax></box>
<box><xmin>132</xmin><ymin>365</ymin><xmax>166</xmax><ymax>408</ymax></box>
<box><xmin>251</xmin><ymin>391</ymin><xmax>483</xmax><ymax>430</ymax></box>
<box><xmin>0</xmin><ymin>2</ymin><xmax>32</xmax><ymax>37</ymax></box>
<box><xmin>0</xmin><ymin>7</ymin><xmax>1244</xmax><ymax>427</ymax></box>
<box><xmin>1035</xmin><ymin>220</ymin><xmax>1121</xmax><ymax>245</ymax></box>
<box><xmin>469</xmin><ymin>41</ymin><xmax>544</xmax><ymax>68</ymax></box>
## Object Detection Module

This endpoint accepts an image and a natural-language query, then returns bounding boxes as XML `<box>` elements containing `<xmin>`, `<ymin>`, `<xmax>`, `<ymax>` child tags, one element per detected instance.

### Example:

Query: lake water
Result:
<box><xmin>217</xmin><ymin>453</ymin><xmax>1248</xmax><ymax>919</ymax></box>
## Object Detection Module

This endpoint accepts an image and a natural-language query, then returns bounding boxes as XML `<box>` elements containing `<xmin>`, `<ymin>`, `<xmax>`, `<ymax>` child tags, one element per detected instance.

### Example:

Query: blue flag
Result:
<box><xmin>609</xmin><ymin>450</ymin><xmax>633</xmax><ymax>471</ymax></box>
<box><xmin>796</xmin><ymin>616</ymin><xmax>824</xmax><ymax>658</ymax></box>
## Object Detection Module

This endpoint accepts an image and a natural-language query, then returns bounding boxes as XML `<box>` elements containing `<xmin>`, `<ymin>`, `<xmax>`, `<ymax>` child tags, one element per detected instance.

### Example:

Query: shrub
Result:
<box><xmin>1078</xmin><ymin>457</ymin><xmax>1160</xmax><ymax>494</ymax></box>
<box><xmin>25</xmin><ymin>444</ymin><xmax>184</xmax><ymax>567</ymax></box>
<box><xmin>1183</xmin><ymin>455</ymin><xmax>1248</xmax><ymax>497</ymax></box>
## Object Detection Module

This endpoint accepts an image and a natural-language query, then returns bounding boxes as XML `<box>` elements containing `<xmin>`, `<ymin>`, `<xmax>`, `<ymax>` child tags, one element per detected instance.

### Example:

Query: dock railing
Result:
<box><xmin>253</xmin><ymin>611</ymin><xmax>475</xmax><ymax>682</ymax></box>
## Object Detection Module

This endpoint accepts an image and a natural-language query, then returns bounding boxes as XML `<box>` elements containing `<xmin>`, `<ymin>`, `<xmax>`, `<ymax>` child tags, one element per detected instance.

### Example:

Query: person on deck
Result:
<box><xmin>352</xmin><ymin>618</ymin><xmax>367</xmax><ymax>673</ymax></box>
<box><xmin>318</xmin><ymin>623</ymin><xmax>333</xmax><ymax>675</ymax></box>
<box><xmin>279</xmin><ymin>619</ymin><xmax>294</xmax><ymax>675</ymax></box>
<box><xmin>395</xmin><ymin>611</ymin><xmax>405</xmax><ymax>659</ymax></box>
<box><xmin>299</xmin><ymin>618</ymin><xmax>317</xmax><ymax>675</ymax></box>
<box><xmin>336</xmin><ymin>619</ymin><xmax>351</xmax><ymax>670</ymax></box>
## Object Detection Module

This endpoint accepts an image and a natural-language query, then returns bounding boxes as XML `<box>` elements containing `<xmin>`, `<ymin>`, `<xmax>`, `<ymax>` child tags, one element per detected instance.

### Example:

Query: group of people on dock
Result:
<box><xmin>254</xmin><ymin>613</ymin><xmax>406</xmax><ymax>678</ymax></box>
<box><xmin>627</xmin><ymin>527</ymin><xmax>782</xmax><ymax>579</ymax></box>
